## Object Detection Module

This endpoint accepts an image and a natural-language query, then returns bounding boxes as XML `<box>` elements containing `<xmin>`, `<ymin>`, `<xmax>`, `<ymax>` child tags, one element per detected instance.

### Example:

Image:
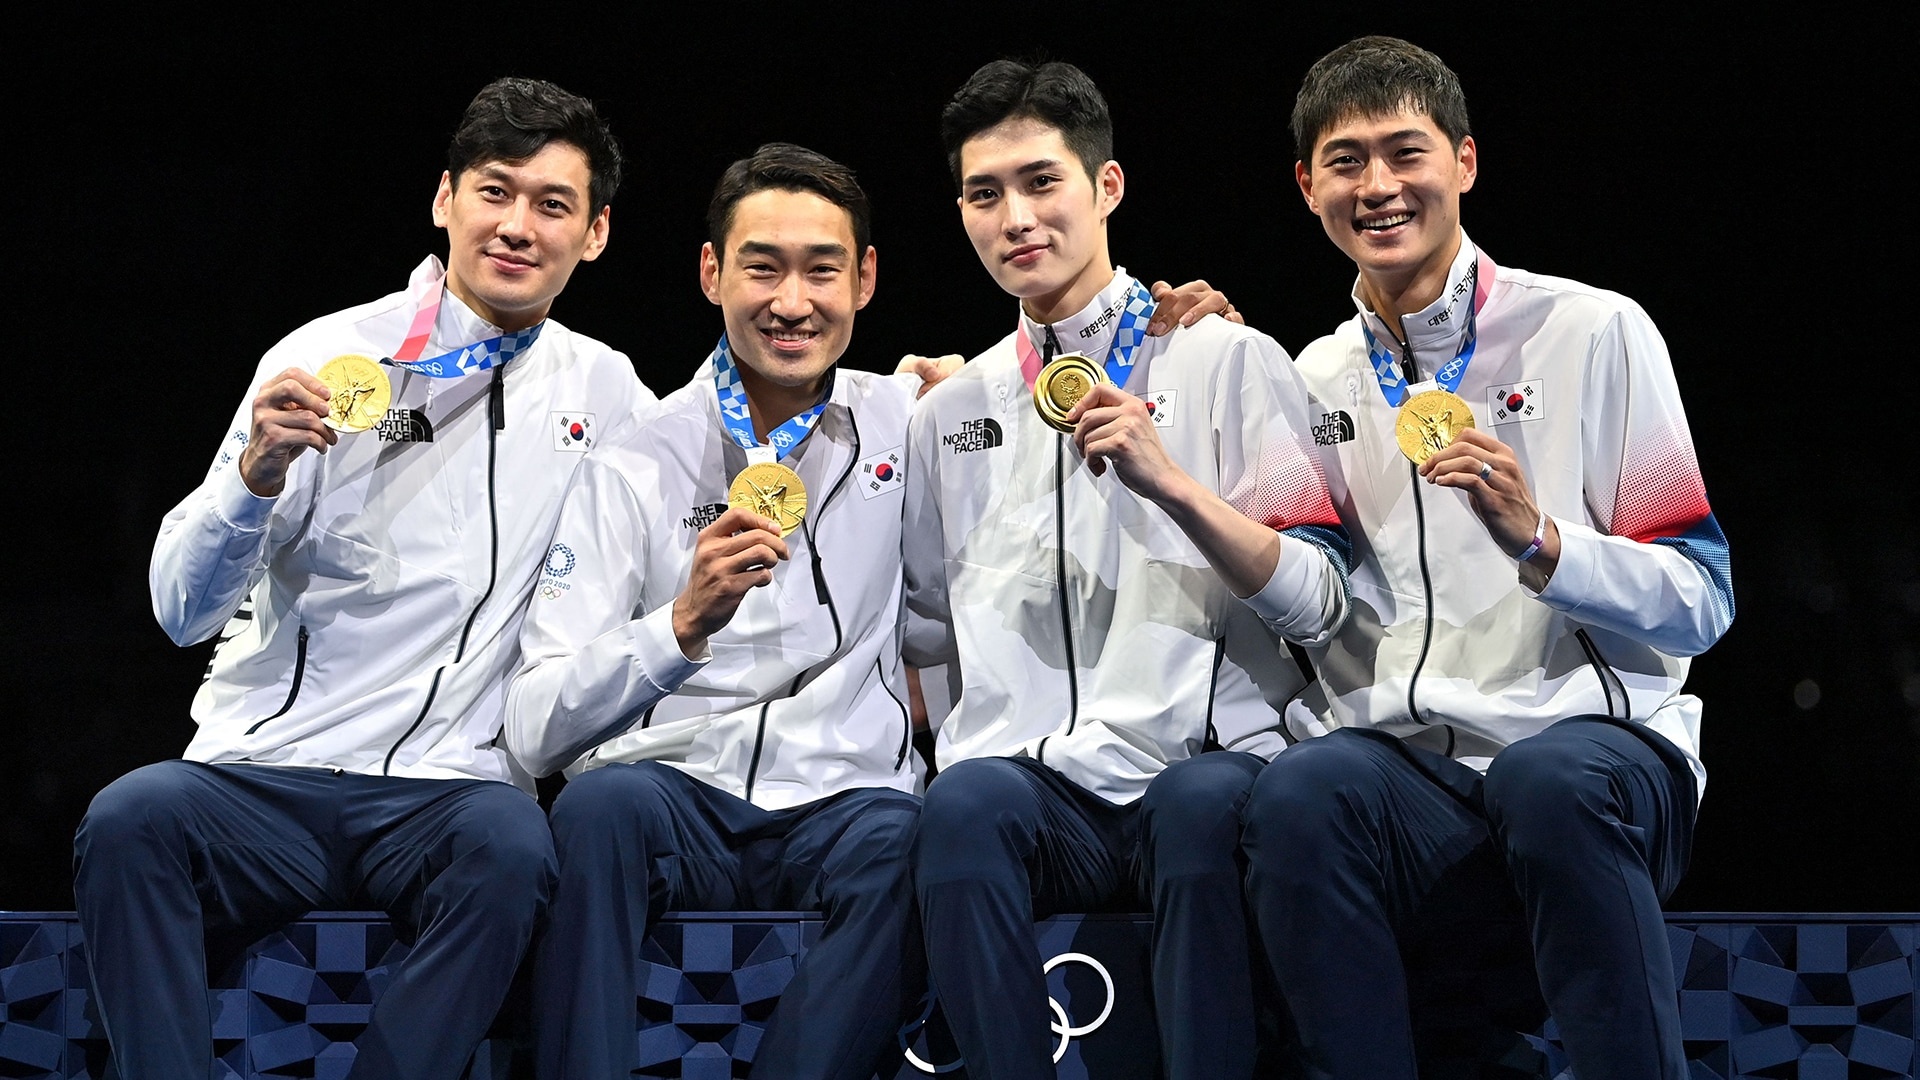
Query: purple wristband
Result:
<box><xmin>1516</xmin><ymin>510</ymin><xmax>1549</xmax><ymax>562</ymax></box>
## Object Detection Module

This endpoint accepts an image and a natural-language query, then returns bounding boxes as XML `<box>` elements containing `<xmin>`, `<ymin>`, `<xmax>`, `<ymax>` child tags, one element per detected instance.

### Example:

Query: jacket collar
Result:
<box><xmin>1019</xmin><ymin>266</ymin><xmax>1136</xmax><ymax>361</ymax></box>
<box><xmin>1351</xmin><ymin>233</ymin><xmax>1490</xmax><ymax>378</ymax></box>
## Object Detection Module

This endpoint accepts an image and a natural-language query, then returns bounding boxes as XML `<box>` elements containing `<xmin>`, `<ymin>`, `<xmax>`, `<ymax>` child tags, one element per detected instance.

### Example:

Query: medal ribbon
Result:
<box><xmin>1361</xmin><ymin>249</ymin><xmax>1494</xmax><ymax>406</ymax></box>
<box><xmin>1015</xmin><ymin>277</ymin><xmax>1157</xmax><ymax>389</ymax></box>
<box><xmin>381</xmin><ymin>272</ymin><xmax>545</xmax><ymax>379</ymax></box>
<box><xmin>709</xmin><ymin>335</ymin><xmax>832</xmax><ymax>463</ymax></box>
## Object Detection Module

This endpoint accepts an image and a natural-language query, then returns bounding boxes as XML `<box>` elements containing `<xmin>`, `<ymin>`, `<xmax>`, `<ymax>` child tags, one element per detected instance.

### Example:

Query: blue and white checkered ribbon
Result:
<box><xmin>1099</xmin><ymin>278</ymin><xmax>1156</xmax><ymax>384</ymax></box>
<box><xmin>708</xmin><ymin>335</ymin><xmax>832</xmax><ymax>462</ymax></box>
<box><xmin>385</xmin><ymin>322</ymin><xmax>545</xmax><ymax>379</ymax></box>
<box><xmin>1361</xmin><ymin>260</ymin><xmax>1479</xmax><ymax>407</ymax></box>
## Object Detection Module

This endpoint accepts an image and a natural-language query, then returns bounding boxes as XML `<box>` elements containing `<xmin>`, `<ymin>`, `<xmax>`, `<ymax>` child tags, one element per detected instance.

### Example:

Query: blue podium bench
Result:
<box><xmin>3</xmin><ymin>910</ymin><xmax>1914</xmax><ymax>1078</ymax></box>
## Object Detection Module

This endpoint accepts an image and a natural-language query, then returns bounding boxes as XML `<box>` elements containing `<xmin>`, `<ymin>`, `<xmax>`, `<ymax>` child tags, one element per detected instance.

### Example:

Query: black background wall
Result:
<box><xmin>6</xmin><ymin>5</ymin><xmax>1913</xmax><ymax>912</ymax></box>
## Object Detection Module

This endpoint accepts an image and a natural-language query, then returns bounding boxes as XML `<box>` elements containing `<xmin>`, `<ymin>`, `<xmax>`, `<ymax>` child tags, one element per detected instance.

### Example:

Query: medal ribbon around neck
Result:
<box><xmin>381</xmin><ymin>272</ymin><xmax>546</xmax><ymax>379</ymax></box>
<box><xmin>1015</xmin><ymin>277</ymin><xmax>1157</xmax><ymax>389</ymax></box>
<box><xmin>708</xmin><ymin>334</ymin><xmax>832</xmax><ymax>464</ymax></box>
<box><xmin>1360</xmin><ymin>250</ymin><xmax>1493</xmax><ymax>406</ymax></box>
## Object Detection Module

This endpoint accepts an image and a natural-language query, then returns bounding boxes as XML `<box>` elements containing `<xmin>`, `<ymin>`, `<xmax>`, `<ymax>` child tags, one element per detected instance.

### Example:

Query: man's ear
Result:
<box><xmin>580</xmin><ymin>206</ymin><xmax>611</xmax><ymax>263</ymax></box>
<box><xmin>855</xmin><ymin>246</ymin><xmax>877</xmax><ymax>311</ymax></box>
<box><xmin>1097</xmin><ymin>159</ymin><xmax>1125</xmax><ymax>222</ymax></box>
<box><xmin>1295</xmin><ymin>161</ymin><xmax>1317</xmax><ymax>213</ymax></box>
<box><xmin>699</xmin><ymin>242</ymin><xmax>722</xmax><ymax>305</ymax></box>
<box><xmin>1456</xmin><ymin>135</ymin><xmax>1478</xmax><ymax>195</ymax></box>
<box><xmin>432</xmin><ymin>171</ymin><xmax>454</xmax><ymax>227</ymax></box>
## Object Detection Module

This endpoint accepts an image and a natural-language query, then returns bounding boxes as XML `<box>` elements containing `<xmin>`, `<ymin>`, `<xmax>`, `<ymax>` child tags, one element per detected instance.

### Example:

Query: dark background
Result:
<box><xmin>7</xmin><ymin>6</ymin><xmax>1913</xmax><ymax>912</ymax></box>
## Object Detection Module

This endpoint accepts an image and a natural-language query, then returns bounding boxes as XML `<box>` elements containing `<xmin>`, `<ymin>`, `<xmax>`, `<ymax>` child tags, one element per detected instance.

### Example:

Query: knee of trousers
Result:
<box><xmin>441</xmin><ymin>789</ymin><xmax>559</xmax><ymax>918</ymax></box>
<box><xmin>1482</xmin><ymin>733</ymin><xmax>1611</xmax><ymax>857</ymax></box>
<box><xmin>546</xmin><ymin>761</ymin><xmax>684</xmax><ymax>860</ymax></box>
<box><xmin>1138</xmin><ymin>755</ymin><xmax>1258</xmax><ymax>877</ymax></box>
<box><xmin>1242</xmin><ymin>736</ymin><xmax>1390</xmax><ymax>870</ymax></box>
<box><xmin>73</xmin><ymin>760</ymin><xmax>204</xmax><ymax>874</ymax></box>
<box><xmin>820</xmin><ymin>796</ymin><xmax>922</xmax><ymax>906</ymax></box>
<box><xmin>914</xmin><ymin>758</ymin><xmax>1041</xmax><ymax>887</ymax></box>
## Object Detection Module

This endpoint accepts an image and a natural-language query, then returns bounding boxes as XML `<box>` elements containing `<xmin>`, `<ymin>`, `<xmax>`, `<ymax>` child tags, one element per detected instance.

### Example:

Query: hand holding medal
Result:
<box><xmin>1418</xmin><ymin>426</ymin><xmax>1560</xmax><ymax>580</ymax></box>
<box><xmin>672</xmin><ymin>506</ymin><xmax>791</xmax><ymax>658</ymax></box>
<box><xmin>238</xmin><ymin>366</ymin><xmax>341</xmax><ymax>497</ymax></box>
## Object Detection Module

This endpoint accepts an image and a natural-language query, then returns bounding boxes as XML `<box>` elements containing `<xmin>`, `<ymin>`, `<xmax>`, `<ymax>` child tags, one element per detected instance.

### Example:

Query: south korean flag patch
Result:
<box><xmin>1486</xmin><ymin>380</ymin><xmax>1546</xmax><ymax>425</ymax></box>
<box><xmin>1146</xmin><ymin>388</ymin><xmax>1177</xmax><ymax>428</ymax></box>
<box><xmin>859</xmin><ymin>447</ymin><xmax>906</xmax><ymax>499</ymax></box>
<box><xmin>553</xmin><ymin>412</ymin><xmax>596</xmax><ymax>451</ymax></box>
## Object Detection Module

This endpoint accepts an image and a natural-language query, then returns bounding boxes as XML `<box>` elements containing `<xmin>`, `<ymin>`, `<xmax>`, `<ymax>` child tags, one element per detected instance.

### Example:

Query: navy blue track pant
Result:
<box><xmin>1242</xmin><ymin>718</ymin><xmax>1697</xmax><ymax>1080</ymax></box>
<box><xmin>913</xmin><ymin>752</ymin><xmax>1264</xmax><ymax>1080</ymax></box>
<box><xmin>72</xmin><ymin>760</ymin><xmax>556</xmax><ymax>1080</ymax></box>
<box><xmin>535</xmin><ymin>761</ymin><xmax>922</xmax><ymax>1080</ymax></box>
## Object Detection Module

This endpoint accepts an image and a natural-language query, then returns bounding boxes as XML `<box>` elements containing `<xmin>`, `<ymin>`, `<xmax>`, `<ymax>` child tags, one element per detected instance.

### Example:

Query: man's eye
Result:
<box><xmin>965</xmin><ymin>188</ymin><xmax>998</xmax><ymax>204</ymax></box>
<box><xmin>1031</xmin><ymin>174</ymin><xmax>1058</xmax><ymax>190</ymax></box>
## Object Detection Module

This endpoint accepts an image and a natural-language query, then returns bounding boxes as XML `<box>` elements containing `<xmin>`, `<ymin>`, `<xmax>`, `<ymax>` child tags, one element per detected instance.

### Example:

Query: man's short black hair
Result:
<box><xmin>1292</xmin><ymin>36</ymin><xmax>1471</xmax><ymax>165</ymax></box>
<box><xmin>447</xmin><ymin>77</ymin><xmax>623</xmax><ymax>217</ymax></box>
<box><xmin>940</xmin><ymin>59</ymin><xmax>1113</xmax><ymax>190</ymax></box>
<box><xmin>706</xmin><ymin>143</ymin><xmax>872</xmax><ymax>266</ymax></box>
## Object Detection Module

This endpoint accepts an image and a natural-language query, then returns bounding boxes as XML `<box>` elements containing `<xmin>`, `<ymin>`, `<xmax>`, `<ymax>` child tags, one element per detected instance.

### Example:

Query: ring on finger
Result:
<box><xmin>1477</xmin><ymin>459</ymin><xmax>1494</xmax><ymax>480</ymax></box>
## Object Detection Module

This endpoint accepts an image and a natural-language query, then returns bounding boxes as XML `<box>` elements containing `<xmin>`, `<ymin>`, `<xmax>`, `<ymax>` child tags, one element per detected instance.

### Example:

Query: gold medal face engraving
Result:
<box><xmin>316</xmin><ymin>354</ymin><xmax>392</xmax><ymax>433</ymax></box>
<box><xmin>1395</xmin><ymin>389</ymin><xmax>1476</xmax><ymax>464</ymax></box>
<box><xmin>727</xmin><ymin>462</ymin><xmax>809</xmax><ymax>537</ymax></box>
<box><xmin>1033</xmin><ymin>353</ymin><xmax>1108</xmax><ymax>433</ymax></box>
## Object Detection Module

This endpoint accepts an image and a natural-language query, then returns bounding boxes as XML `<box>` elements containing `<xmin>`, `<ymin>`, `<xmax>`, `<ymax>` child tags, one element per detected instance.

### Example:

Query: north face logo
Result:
<box><xmin>942</xmin><ymin>417</ymin><xmax>1004</xmax><ymax>454</ymax></box>
<box><xmin>1312</xmin><ymin>410</ymin><xmax>1354</xmax><ymax>446</ymax></box>
<box><xmin>683</xmin><ymin>502</ymin><xmax>727</xmax><ymax>531</ymax></box>
<box><xmin>376</xmin><ymin>408</ymin><xmax>434</xmax><ymax>443</ymax></box>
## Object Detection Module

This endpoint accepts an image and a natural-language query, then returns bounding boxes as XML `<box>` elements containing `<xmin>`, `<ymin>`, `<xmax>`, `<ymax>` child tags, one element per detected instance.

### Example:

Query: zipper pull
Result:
<box><xmin>1043</xmin><ymin>324</ymin><xmax>1061</xmax><ymax>363</ymax></box>
<box><xmin>490</xmin><ymin>366</ymin><xmax>506</xmax><ymax>430</ymax></box>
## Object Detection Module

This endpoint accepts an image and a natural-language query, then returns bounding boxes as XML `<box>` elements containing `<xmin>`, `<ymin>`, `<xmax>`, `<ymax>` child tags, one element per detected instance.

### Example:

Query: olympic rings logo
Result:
<box><xmin>903</xmin><ymin>952</ymin><xmax>1115</xmax><ymax>1072</ymax></box>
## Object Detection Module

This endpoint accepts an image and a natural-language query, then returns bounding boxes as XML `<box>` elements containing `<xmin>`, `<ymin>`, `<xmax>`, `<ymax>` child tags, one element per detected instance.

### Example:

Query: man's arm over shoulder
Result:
<box><xmin>1535</xmin><ymin>301</ymin><xmax>1733</xmax><ymax>657</ymax></box>
<box><xmin>900</xmin><ymin>374</ymin><xmax>960</xmax><ymax>669</ymax></box>
<box><xmin>505</xmin><ymin>434</ymin><xmax>701</xmax><ymax>777</ymax></box>
<box><xmin>1206</xmin><ymin>324</ymin><xmax>1353</xmax><ymax>645</ymax></box>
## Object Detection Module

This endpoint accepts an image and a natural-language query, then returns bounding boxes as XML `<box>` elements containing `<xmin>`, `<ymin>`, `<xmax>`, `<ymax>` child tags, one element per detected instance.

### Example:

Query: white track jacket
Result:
<box><xmin>506</xmin><ymin>362</ymin><xmax>920</xmax><ymax>810</ymax></box>
<box><xmin>904</xmin><ymin>271</ymin><xmax>1351</xmax><ymax>805</ymax></box>
<box><xmin>1292</xmin><ymin>235</ymin><xmax>1734</xmax><ymax>795</ymax></box>
<box><xmin>151</xmin><ymin>257</ymin><xmax>654</xmax><ymax>790</ymax></box>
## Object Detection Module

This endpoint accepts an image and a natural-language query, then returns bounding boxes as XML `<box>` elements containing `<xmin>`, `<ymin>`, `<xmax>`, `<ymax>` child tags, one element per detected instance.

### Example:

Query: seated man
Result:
<box><xmin>73</xmin><ymin>78</ymin><xmax>650</xmax><ymax>1079</ymax></box>
<box><xmin>1243</xmin><ymin>36</ymin><xmax>1734</xmax><ymax>1079</ymax></box>
<box><xmin>904</xmin><ymin>59</ymin><xmax>1351</xmax><ymax>1079</ymax></box>
<box><xmin>506</xmin><ymin>143</ymin><xmax>926</xmax><ymax>1080</ymax></box>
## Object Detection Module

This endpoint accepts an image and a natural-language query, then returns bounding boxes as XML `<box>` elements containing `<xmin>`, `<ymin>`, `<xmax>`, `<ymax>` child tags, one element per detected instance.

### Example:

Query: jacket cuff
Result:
<box><xmin>633</xmin><ymin>603</ymin><xmax>708</xmax><ymax>691</ymax></box>
<box><xmin>1241</xmin><ymin>532</ymin><xmax>1323</xmax><ymax>623</ymax></box>
<box><xmin>1530</xmin><ymin>516</ymin><xmax>1596</xmax><ymax>606</ymax></box>
<box><xmin>215</xmin><ymin>464</ymin><xmax>277</xmax><ymax>531</ymax></box>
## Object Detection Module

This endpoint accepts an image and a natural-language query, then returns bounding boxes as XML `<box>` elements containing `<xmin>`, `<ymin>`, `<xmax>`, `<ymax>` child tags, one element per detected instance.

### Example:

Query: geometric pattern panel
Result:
<box><xmin>1531</xmin><ymin>917</ymin><xmax>1919</xmax><ymax>1080</ymax></box>
<box><xmin>4</xmin><ymin>911</ymin><xmax>1916</xmax><ymax>1080</ymax></box>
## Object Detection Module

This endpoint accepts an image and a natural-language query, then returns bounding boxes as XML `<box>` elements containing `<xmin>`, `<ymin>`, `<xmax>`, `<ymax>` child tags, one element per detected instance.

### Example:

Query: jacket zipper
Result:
<box><xmin>742</xmin><ymin>407</ymin><xmax>864</xmax><ymax>795</ymax></box>
<box><xmin>383</xmin><ymin>365</ymin><xmax>505</xmax><ymax>774</ymax></box>
<box><xmin>1040</xmin><ymin>325</ymin><xmax>1080</xmax><ymax>757</ymax></box>
<box><xmin>246</xmin><ymin>624</ymin><xmax>308</xmax><ymax>734</ymax></box>
<box><xmin>881</xmin><ymin>658</ymin><xmax>912</xmax><ymax>770</ymax></box>
<box><xmin>1575</xmin><ymin>628</ymin><xmax>1631</xmax><ymax>719</ymax></box>
<box><xmin>1392</xmin><ymin>324</ymin><xmax>1436</xmax><ymax>726</ymax></box>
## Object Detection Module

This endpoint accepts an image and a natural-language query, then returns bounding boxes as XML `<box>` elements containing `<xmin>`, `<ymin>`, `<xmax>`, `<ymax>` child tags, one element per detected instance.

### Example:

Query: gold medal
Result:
<box><xmin>1033</xmin><ymin>353</ymin><xmax>1108</xmax><ymax>433</ymax></box>
<box><xmin>727</xmin><ymin>461</ymin><xmax>809</xmax><ymax>537</ymax></box>
<box><xmin>316</xmin><ymin>354</ymin><xmax>392</xmax><ymax>433</ymax></box>
<box><xmin>1395</xmin><ymin>389</ymin><xmax>1476</xmax><ymax>464</ymax></box>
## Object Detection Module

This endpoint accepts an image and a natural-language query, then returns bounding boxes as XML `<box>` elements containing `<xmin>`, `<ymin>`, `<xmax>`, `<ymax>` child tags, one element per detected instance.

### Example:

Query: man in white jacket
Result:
<box><xmin>505</xmin><ymin>143</ymin><xmax>926</xmax><ymax>1080</ymax></box>
<box><xmin>73</xmin><ymin>78</ymin><xmax>652</xmax><ymax>1079</ymax></box>
<box><xmin>1242</xmin><ymin>37</ymin><xmax>1735</xmax><ymax>1079</ymax></box>
<box><xmin>904</xmin><ymin>59</ymin><xmax>1352</xmax><ymax>1079</ymax></box>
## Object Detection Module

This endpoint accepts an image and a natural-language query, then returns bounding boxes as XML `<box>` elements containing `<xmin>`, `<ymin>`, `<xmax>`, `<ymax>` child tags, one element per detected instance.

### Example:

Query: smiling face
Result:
<box><xmin>700</xmin><ymin>187</ymin><xmax>875</xmax><ymax>421</ymax></box>
<box><xmin>432</xmin><ymin>140</ymin><xmax>610</xmax><ymax>332</ymax></box>
<box><xmin>957</xmin><ymin>117</ymin><xmax>1122</xmax><ymax>324</ymax></box>
<box><xmin>1297</xmin><ymin>107</ymin><xmax>1476</xmax><ymax>320</ymax></box>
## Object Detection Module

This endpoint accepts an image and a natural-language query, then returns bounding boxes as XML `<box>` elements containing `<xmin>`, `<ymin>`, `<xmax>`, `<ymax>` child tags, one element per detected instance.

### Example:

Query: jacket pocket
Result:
<box><xmin>245</xmin><ymin>625</ymin><xmax>308</xmax><ymax>734</ymax></box>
